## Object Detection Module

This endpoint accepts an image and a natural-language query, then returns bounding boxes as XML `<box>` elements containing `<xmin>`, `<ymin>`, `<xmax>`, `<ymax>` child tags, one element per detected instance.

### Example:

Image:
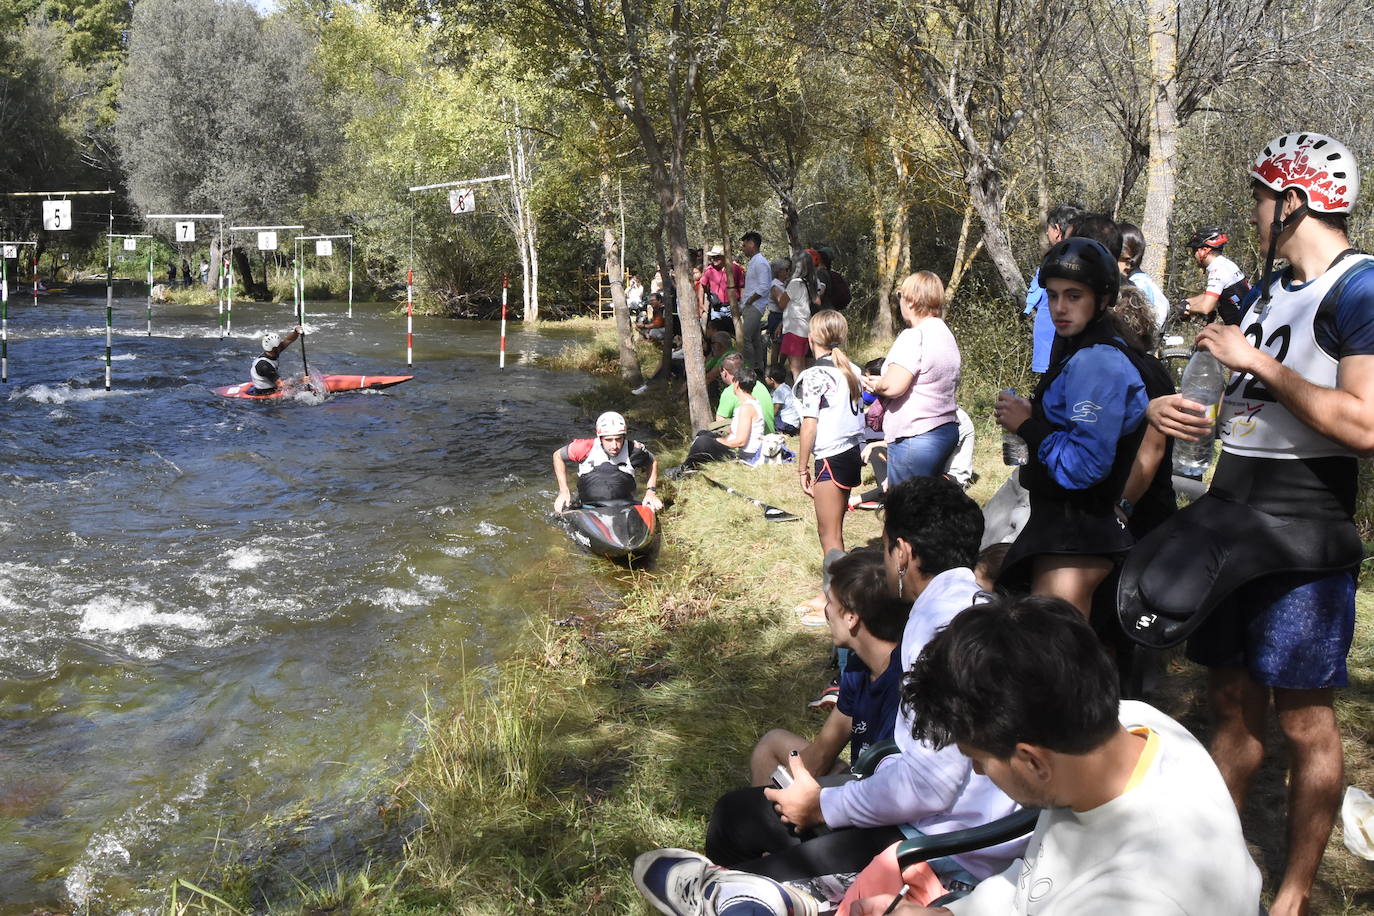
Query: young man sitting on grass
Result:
<box><xmin>634</xmin><ymin>479</ymin><xmax>1022</xmax><ymax>915</ymax></box>
<box><xmin>852</xmin><ymin>595</ymin><xmax>1261</xmax><ymax>915</ymax></box>
<box><xmin>742</xmin><ymin>548</ymin><xmax>906</xmax><ymax>786</ymax></box>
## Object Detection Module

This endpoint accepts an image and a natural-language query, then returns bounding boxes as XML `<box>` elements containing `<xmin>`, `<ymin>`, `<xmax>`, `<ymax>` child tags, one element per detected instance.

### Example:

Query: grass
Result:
<box><xmin>161</xmin><ymin>314</ymin><xmax>1374</xmax><ymax>914</ymax></box>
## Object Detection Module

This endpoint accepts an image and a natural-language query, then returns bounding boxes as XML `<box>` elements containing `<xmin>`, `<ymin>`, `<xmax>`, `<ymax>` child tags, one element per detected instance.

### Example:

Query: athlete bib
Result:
<box><xmin>1219</xmin><ymin>254</ymin><xmax>1373</xmax><ymax>460</ymax></box>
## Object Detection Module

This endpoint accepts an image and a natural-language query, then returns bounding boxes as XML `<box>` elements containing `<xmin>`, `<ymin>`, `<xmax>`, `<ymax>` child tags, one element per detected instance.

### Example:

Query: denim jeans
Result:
<box><xmin>887</xmin><ymin>421</ymin><xmax>959</xmax><ymax>488</ymax></box>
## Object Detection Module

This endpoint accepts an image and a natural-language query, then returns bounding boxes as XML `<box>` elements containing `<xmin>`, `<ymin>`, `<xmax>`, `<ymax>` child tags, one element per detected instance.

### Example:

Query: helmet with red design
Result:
<box><xmin>594</xmin><ymin>411</ymin><xmax>627</xmax><ymax>437</ymax></box>
<box><xmin>1249</xmin><ymin>132</ymin><xmax>1359</xmax><ymax>213</ymax></box>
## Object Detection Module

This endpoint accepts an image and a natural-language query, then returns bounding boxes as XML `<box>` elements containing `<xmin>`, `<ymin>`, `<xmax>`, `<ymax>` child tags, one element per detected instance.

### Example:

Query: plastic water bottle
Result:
<box><xmin>1172</xmin><ymin>349</ymin><xmax>1227</xmax><ymax>479</ymax></box>
<box><xmin>1001</xmin><ymin>388</ymin><xmax>1028</xmax><ymax>466</ymax></box>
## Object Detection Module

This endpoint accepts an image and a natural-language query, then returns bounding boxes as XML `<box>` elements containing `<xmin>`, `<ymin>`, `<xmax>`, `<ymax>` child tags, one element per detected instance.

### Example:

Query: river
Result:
<box><xmin>0</xmin><ymin>288</ymin><xmax>608</xmax><ymax>911</ymax></box>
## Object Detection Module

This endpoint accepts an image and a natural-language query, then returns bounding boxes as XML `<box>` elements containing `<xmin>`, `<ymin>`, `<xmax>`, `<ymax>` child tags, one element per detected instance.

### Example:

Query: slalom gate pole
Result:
<box><xmin>499</xmin><ymin>273</ymin><xmax>508</xmax><ymax>369</ymax></box>
<box><xmin>406</xmin><ymin>268</ymin><xmax>414</xmax><ymax>368</ymax></box>
<box><xmin>105</xmin><ymin>218</ymin><xmax>113</xmax><ymax>391</ymax></box>
<box><xmin>31</xmin><ymin>252</ymin><xmax>37</xmax><ymax>309</ymax></box>
<box><xmin>226</xmin><ymin>247</ymin><xmax>234</xmax><ymax>335</ymax></box>
<box><xmin>2</xmin><ymin>257</ymin><xmax>8</xmax><ymax>383</ymax></box>
<box><xmin>347</xmin><ymin>238</ymin><xmax>353</xmax><ymax>319</ymax></box>
<box><xmin>145</xmin><ymin>242</ymin><xmax>153</xmax><ymax>336</ymax></box>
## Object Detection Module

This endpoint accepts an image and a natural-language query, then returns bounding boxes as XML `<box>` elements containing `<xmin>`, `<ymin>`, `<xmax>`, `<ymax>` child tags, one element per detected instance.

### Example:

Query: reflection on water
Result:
<box><xmin>0</xmin><ymin>292</ymin><xmax>608</xmax><ymax>911</ymax></box>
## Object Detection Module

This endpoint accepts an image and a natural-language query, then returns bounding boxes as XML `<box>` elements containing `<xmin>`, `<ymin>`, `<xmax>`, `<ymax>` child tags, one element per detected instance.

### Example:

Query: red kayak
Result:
<box><xmin>213</xmin><ymin>375</ymin><xmax>413</xmax><ymax>399</ymax></box>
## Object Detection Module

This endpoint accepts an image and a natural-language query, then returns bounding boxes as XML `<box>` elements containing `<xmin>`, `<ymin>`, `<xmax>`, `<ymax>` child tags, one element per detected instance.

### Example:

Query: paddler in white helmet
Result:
<box><xmin>552</xmin><ymin>411</ymin><xmax>663</xmax><ymax>513</ymax></box>
<box><xmin>249</xmin><ymin>325</ymin><xmax>303</xmax><ymax>395</ymax></box>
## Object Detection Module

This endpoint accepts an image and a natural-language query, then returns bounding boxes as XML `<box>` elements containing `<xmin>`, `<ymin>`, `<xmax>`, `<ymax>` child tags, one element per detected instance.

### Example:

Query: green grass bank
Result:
<box><xmin>161</xmin><ymin>317</ymin><xmax>1374</xmax><ymax>915</ymax></box>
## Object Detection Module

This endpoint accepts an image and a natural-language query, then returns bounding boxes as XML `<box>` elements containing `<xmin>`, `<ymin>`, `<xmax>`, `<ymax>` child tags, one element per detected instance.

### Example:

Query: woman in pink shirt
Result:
<box><xmin>862</xmin><ymin>271</ymin><xmax>961</xmax><ymax>487</ymax></box>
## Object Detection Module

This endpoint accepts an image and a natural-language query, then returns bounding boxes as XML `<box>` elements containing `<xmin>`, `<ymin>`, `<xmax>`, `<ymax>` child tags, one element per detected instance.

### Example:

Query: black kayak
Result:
<box><xmin>559</xmin><ymin>503</ymin><xmax>660</xmax><ymax>562</ymax></box>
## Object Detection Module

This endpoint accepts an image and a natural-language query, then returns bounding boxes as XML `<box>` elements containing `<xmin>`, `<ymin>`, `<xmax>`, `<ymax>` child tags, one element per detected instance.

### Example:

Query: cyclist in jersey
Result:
<box><xmin>993</xmin><ymin>238</ymin><xmax>1150</xmax><ymax>618</ymax></box>
<box><xmin>1184</xmin><ymin>227</ymin><xmax>1250</xmax><ymax>325</ymax></box>
<box><xmin>1124</xmin><ymin>132</ymin><xmax>1373</xmax><ymax>916</ymax></box>
<box><xmin>795</xmin><ymin>309</ymin><xmax>866</xmax><ymax>557</ymax></box>
<box><xmin>552</xmin><ymin>411</ymin><xmax>662</xmax><ymax>512</ymax></box>
<box><xmin>249</xmin><ymin>326</ymin><xmax>302</xmax><ymax>395</ymax></box>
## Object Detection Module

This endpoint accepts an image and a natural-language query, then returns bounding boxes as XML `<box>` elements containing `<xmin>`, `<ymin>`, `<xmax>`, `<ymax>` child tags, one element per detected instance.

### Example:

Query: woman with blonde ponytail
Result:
<box><xmin>795</xmin><ymin>310</ymin><xmax>866</xmax><ymax>556</ymax></box>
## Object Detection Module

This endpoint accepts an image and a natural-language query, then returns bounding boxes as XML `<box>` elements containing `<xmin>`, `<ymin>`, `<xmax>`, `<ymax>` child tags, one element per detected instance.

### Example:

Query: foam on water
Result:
<box><xmin>226</xmin><ymin>546</ymin><xmax>269</xmax><ymax>570</ymax></box>
<box><xmin>78</xmin><ymin>595</ymin><xmax>211</xmax><ymax>635</ymax></box>
<box><xmin>475</xmin><ymin>521</ymin><xmax>507</xmax><ymax>537</ymax></box>
<box><xmin>11</xmin><ymin>383</ymin><xmax>145</xmax><ymax>404</ymax></box>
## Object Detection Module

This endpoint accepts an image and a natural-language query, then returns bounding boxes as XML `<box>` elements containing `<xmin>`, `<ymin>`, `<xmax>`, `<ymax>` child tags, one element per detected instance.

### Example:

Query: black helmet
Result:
<box><xmin>1037</xmin><ymin>238</ymin><xmax>1119</xmax><ymax>307</ymax></box>
<box><xmin>1185</xmin><ymin>227</ymin><xmax>1228</xmax><ymax>250</ymax></box>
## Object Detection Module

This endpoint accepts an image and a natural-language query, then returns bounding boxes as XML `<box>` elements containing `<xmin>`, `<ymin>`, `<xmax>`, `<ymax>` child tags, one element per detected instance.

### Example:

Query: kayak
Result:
<box><xmin>560</xmin><ymin>503</ymin><xmax>660</xmax><ymax>562</ymax></box>
<box><xmin>213</xmin><ymin>374</ymin><xmax>413</xmax><ymax>399</ymax></box>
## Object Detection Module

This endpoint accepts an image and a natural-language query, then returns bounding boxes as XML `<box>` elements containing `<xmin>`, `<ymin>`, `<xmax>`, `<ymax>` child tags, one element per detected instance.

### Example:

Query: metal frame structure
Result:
<box><xmin>146</xmin><ymin>213</ymin><xmax>225</xmax><ymax>341</ymax></box>
<box><xmin>0</xmin><ymin>240</ymin><xmax>38</xmax><ymax>383</ymax></box>
<box><xmin>109</xmin><ymin>234</ymin><xmax>155</xmax><ymax>336</ymax></box>
<box><xmin>228</xmin><ymin>224</ymin><xmax>304</xmax><ymax>335</ymax></box>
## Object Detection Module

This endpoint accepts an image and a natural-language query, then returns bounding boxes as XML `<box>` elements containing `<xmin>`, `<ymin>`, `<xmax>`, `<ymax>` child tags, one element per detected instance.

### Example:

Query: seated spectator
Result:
<box><xmin>717</xmin><ymin>353</ymin><xmax>776</xmax><ymax>434</ymax></box>
<box><xmin>681</xmin><ymin>364</ymin><xmax>765</xmax><ymax>469</ymax></box>
<box><xmin>850</xmin><ymin>595</ymin><xmax>1262</xmax><ymax>915</ymax></box>
<box><xmin>703</xmin><ymin>330</ymin><xmax>737</xmax><ymax>390</ymax></box>
<box><xmin>764</xmin><ymin>365</ymin><xmax>801</xmax><ymax>435</ymax></box>
<box><xmin>634</xmin><ymin>479</ymin><xmax>1022</xmax><ymax>914</ymax></box>
<box><xmin>636</xmin><ymin>292</ymin><xmax>667</xmax><ymax>340</ymax></box>
<box><xmin>746</xmin><ymin>549</ymin><xmax>906</xmax><ymax>787</ymax></box>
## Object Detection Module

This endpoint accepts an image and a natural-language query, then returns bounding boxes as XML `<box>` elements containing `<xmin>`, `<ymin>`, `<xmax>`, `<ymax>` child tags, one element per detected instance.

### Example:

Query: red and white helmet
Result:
<box><xmin>594</xmin><ymin>411</ymin><xmax>627</xmax><ymax>436</ymax></box>
<box><xmin>1250</xmin><ymin>132</ymin><xmax>1359</xmax><ymax>213</ymax></box>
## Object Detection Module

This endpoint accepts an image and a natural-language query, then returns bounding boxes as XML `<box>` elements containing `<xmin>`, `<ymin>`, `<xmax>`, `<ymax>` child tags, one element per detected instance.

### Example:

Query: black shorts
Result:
<box><xmin>814</xmin><ymin>446</ymin><xmax>862</xmax><ymax>490</ymax></box>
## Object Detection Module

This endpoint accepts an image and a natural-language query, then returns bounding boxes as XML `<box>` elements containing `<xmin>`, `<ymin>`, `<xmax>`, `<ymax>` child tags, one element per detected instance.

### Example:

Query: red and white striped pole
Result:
<box><xmin>499</xmin><ymin>273</ymin><xmax>508</xmax><ymax>369</ymax></box>
<box><xmin>31</xmin><ymin>253</ymin><xmax>38</xmax><ymax>309</ymax></box>
<box><xmin>406</xmin><ymin>268</ymin><xmax>414</xmax><ymax>367</ymax></box>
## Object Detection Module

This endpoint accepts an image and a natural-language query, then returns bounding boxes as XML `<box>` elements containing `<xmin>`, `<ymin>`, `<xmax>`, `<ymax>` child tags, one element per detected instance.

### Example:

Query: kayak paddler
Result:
<box><xmin>553</xmin><ymin>411</ymin><xmax>663</xmax><ymax>513</ymax></box>
<box><xmin>249</xmin><ymin>326</ymin><xmax>303</xmax><ymax>396</ymax></box>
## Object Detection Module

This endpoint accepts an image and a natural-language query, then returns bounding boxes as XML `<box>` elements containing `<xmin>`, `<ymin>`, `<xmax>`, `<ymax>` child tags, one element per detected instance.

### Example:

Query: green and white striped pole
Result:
<box><xmin>2</xmin><ymin>256</ymin><xmax>9</xmax><ymax>383</ymax></box>
<box><xmin>146</xmin><ymin>241</ymin><xmax>153</xmax><ymax>336</ymax></box>
<box><xmin>347</xmin><ymin>236</ymin><xmax>354</xmax><ymax>319</ymax></box>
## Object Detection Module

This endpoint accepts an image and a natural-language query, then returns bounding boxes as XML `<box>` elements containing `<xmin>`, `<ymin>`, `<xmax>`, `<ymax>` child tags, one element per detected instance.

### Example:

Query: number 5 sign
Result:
<box><xmin>176</xmin><ymin>221</ymin><xmax>196</xmax><ymax>242</ymax></box>
<box><xmin>43</xmin><ymin>200</ymin><xmax>72</xmax><ymax>231</ymax></box>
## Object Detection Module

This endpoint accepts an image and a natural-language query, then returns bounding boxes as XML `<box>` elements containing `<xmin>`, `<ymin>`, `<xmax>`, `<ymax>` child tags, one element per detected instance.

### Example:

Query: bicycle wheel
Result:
<box><xmin>1160</xmin><ymin>347</ymin><xmax>1191</xmax><ymax>390</ymax></box>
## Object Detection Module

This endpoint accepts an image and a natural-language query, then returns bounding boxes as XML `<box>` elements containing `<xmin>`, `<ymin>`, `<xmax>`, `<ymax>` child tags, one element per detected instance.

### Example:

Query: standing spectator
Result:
<box><xmin>993</xmin><ymin>239</ymin><xmax>1150</xmax><ymax>618</ymax></box>
<box><xmin>1126</xmin><ymin>132</ymin><xmax>1373</xmax><ymax>916</ymax></box>
<box><xmin>740</xmin><ymin>231</ymin><xmax>772</xmax><ymax>372</ymax></box>
<box><xmin>1184</xmin><ymin>226</ymin><xmax>1250</xmax><ymax>324</ymax></box>
<box><xmin>199</xmin><ymin>258</ymin><xmax>210</xmax><ymax>288</ymax></box>
<box><xmin>1118</xmin><ymin>221</ymin><xmax>1168</xmax><ymax>331</ymax></box>
<box><xmin>780</xmin><ymin>252</ymin><xmax>819</xmax><ymax>382</ymax></box>
<box><xmin>701</xmin><ymin>245</ymin><xmax>744</xmax><ymax>331</ymax></box>
<box><xmin>796</xmin><ymin>310</ymin><xmax>866</xmax><ymax>557</ymax></box>
<box><xmin>1024</xmin><ymin>203</ymin><xmax>1083</xmax><ymax>373</ymax></box>
<box><xmin>817</xmin><ymin>248</ymin><xmax>852</xmax><ymax>311</ymax></box>
<box><xmin>862</xmin><ymin>271</ymin><xmax>961</xmax><ymax>488</ymax></box>
<box><xmin>625</xmin><ymin>272</ymin><xmax>644</xmax><ymax>313</ymax></box>
<box><xmin>181</xmin><ymin>259</ymin><xmax>192</xmax><ymax>288</ymax></box>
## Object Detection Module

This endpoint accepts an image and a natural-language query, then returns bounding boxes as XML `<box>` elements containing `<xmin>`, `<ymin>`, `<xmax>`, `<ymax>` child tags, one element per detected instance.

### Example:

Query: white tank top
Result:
<box><xmin>731</xmin><ymin>394</ymin><xmax>765</xmax><ymax>459</ymax></box>
<box><xmin>1219</xmin><ymin>254</ymin><xmax>1373</xmax><ymax>460</ymax></box>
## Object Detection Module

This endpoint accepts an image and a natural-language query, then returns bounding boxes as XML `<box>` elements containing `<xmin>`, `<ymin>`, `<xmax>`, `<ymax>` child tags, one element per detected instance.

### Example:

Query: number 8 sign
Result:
<box><xmin>176</xmin><ymin>221</ymin><xmax>196</xmax><ymax>242</ymax></box>
<box><xmin>43</xmin><ymin>200</ymin><xmax>72</xmax><ymax>231</ymax></box>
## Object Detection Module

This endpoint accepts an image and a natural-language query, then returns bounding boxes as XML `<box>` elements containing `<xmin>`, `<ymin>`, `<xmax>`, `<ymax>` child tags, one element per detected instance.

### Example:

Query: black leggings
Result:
<box><xmin>704</xmin><ymin>785</ymin><xmax>904</xmax><ymax>881</ymax></box>
<box><xmin>683</xmin><ymin>430</ymin><xmax>737</xmax><ymax>469</ymax></box>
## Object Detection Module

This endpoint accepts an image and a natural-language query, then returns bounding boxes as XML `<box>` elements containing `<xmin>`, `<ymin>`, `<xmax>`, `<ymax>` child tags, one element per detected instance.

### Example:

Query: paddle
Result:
<box><xmin>701</xmin><ymin>475</ymin><xmax>800</xmax><ymax>522</ymax></box>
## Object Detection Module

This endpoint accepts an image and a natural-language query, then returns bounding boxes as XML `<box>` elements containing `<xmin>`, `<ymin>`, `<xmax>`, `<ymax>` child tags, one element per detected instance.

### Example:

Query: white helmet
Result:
<box><xmin>595</xmin><ymin>411</ymin><xmax>627</xmax><ymax>437</ymax></box>
<box><xmin>261</xmin><ymin>332</ymin><xmax>281</xmax><ymax>351</ymax></box>
<box><xmin>1250</xmin><ymin>132</ymin><xmax>1359</xmax><ymax>213</ymax></box>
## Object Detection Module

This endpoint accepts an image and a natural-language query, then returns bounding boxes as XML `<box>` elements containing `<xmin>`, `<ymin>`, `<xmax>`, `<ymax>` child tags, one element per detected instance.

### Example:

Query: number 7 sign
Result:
<box><xmin>176</xmin><ymin>221</ymin><xmax>196</xmax><ymax>242</ymax></box>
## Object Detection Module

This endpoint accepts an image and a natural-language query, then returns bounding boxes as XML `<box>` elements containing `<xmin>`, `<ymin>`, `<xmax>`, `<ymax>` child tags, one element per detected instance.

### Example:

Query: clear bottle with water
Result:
<box><xmin>1172</xmin><ymin>349</ymin><xmax>1228</xmax><ymax>479</ymax></box>
<box><xmin>1001</xmin><ymin>387</ymin><xmax>1028</xmax><ymax>466</ymax></box>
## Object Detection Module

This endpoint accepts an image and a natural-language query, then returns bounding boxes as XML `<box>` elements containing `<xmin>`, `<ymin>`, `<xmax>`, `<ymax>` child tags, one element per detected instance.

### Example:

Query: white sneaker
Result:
<box><xmin>632</xmin><ymin>383</ymin><xmax>650</xmax><ymax>395</ymax></box>
<box><xmin>633</xmin><ymin>848</ymin><xmax>820</xmax><ymax>916</ymax></box>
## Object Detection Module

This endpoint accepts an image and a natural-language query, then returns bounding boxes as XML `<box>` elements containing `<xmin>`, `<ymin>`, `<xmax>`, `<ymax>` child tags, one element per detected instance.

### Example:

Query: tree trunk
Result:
<box><xmin>947</xmin><ymin>202</ymin><xmax>986</xmax><ymax>301</ymax></box>
<box><xmin>600</xmin><ymin>164</ymin><xmax>643</xmax><ymax>386</ymax></box>
<box><xmin>697</xmin><ymin>97</ymin><xmax>743</xmax><ymax>342</ymax></box>
<box><xmin>206</xmin><ymin>237</ymin><xmax>220</xmax><ymax>293</ymax></box>
<box><xmin>781</xmin><ymin>193</ymin><xmax>802</xmax><ymax>259</ymax></box>
<box><xmin>650</xmin><ymin>209</ymin><xmax>675</xmax><ymax>380</ymax></box>
<box><xmin>232</xmin><ymin>246</ymin><xmax>268</xmax><ymax>300</ymax></box>
<box><xmin>1141</xmin><ymin>0</ymin><xmax>1179</xmax><ymax>286</ymax></box>
<box><xmin>966</xmin><ymin>158</ymin><xmax>1026</xmax><ymax>300</ymax></box>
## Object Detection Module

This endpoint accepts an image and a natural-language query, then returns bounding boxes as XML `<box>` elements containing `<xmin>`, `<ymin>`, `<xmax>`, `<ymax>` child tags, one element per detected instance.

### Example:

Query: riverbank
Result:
<box><xmin>169</xmin><ymin>318</ymin><xmax>1373</xmax><ymax>914</ymax></box>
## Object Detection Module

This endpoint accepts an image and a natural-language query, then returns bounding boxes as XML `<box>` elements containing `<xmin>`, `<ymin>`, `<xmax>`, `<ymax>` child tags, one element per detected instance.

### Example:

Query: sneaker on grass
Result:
<box><xmin>633</xmin><ymin>848</ymin><xmax>820</xmax><ymax>916</ymax></box>
<box><xmin>807</xmin><ymin>677</ymin><xmax>840</xmax><ymax>710</ymax></box>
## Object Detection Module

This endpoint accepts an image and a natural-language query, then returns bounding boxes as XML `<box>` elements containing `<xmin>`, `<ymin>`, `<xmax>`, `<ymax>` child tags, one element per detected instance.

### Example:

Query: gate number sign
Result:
<box><xmin>43</xmin><ymin>200</ymin><xmax>72</xmax><ymax>231</ymax></box>
<box><xmin>123</xmin><ymin>237</ymin><xmax>138</xmax><ymax>251</ymax></box>
<box><xmin>315</xmin><ymin>239</ymin><xmax>333</xmax><ymax>256</ymax></box>
<box><xmin>2</xmin><ymin>245</ymin><xmax>16</xmax><ymax>259</ymax></box>
<box><xmin>176</xmin><ymin>221</ymin><xmax>196</xmax><ymax>242</ymax></box>
<box><xmin>449</xmin><ymin>188</ymin><xmax>476</xmax><ymax>214</ymax></box>
<box><xmin>257</xmin><ymin>231</ymin><xmax>278</xmax><ymax>251</ymax></box>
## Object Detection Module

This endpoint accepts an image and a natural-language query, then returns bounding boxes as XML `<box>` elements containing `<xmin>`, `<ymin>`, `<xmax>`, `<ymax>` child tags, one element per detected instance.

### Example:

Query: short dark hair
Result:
<box><xmin>1073</xmin><ymin>213</ymin><xmax>1123</xmax><ymax>260</ymax></box>
<box><xmin>721</xmin><ymin>352</ymin><xmax>744</xmax><ymax>376</ymax></box>
<box><xmin>1047</xmin><ymin>203</ymin><xmax>1084</xmax><ymax>235</ymax></box>
<box><xmin>766</xmin><ymin>365</ymin><xmax>788</xmax><ymax>385</ymax></box>
<box><xmin>863</xmin><ymin>356</ymin><xmax>886</xmax><ymax>375</ymax></box>
<box><xmin>740</xmin><ymin>231</ymin><xmax>762</xmax><ymax>246</ymax></box>
<box><xmin>902</xmin><ymin>595</ymin><xmax>1121</xmax><ymax>757</ymax></box>
<box><xmin>827</xmin><ymin>549</ymin><xmax>909</xmax><ymax>643</ymax></box>
<box><xmin>1118</xmin><ymin>222</ymin><xmax>1145</xmax><ymax>273</ymax></box>
<box><xmin>732</xmin><ymin>363</ymin><xmax>758</xmax><ymax>391</ymax></box>
<box><xmin>881</xmin><ymin>477</ymin><xmax>982</xmax><ymax>576</ymax></box>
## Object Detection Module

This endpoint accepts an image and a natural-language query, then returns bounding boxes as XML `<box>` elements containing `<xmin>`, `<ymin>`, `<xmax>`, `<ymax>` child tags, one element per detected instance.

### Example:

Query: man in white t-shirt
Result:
<box><xmin>1184</xmin><ymin>227</ymin><xmax>1250</xmax><ymax>325</ymax></box>
<box><xmin>739</xmin><ymin>232</ymin><xmax>773</xmax><ymax>372</ymax></box>
<box><xmin>855</xmin><ymin>595</ymin><xmax>1261</xmax><ymax>916</ymax></box>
